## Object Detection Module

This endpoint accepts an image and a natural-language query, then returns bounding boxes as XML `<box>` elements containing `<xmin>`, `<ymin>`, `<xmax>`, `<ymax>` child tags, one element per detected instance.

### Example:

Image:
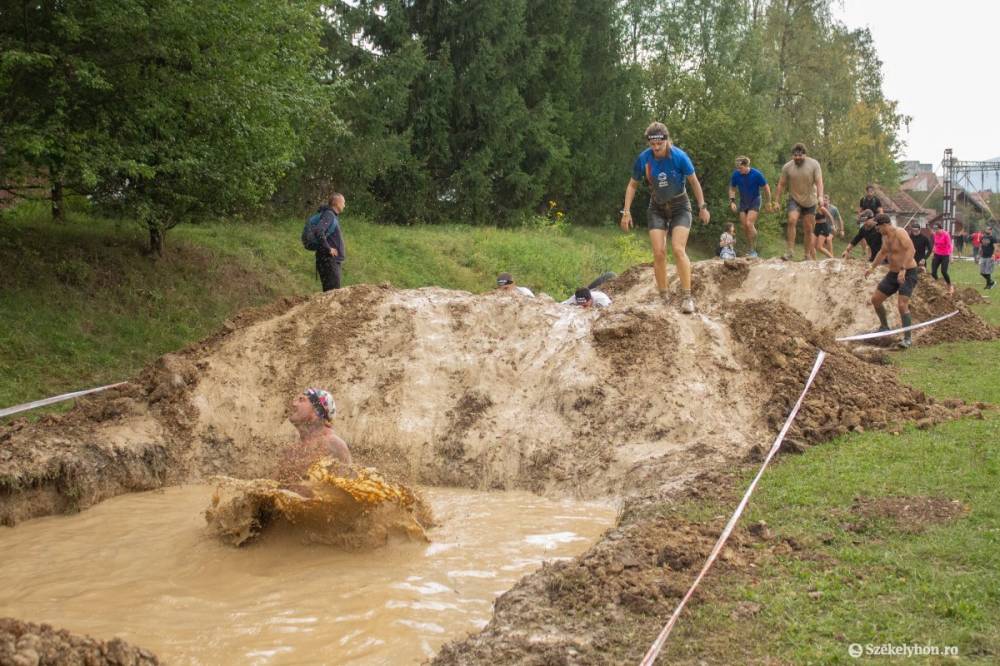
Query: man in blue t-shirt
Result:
<box><xmin>620</xmin><ymin>122</ymin><xmax>711</xmax><ymax>314</ymax></box>
<box><xmin>727</xmin><ymin>156</ymin><xmax>772</xmax><ymax>258</ymax></box>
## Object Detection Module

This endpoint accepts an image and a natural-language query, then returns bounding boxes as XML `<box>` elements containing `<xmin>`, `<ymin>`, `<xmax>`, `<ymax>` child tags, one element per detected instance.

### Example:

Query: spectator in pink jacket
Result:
<box><xmin>931</xmin><ymin>223</ymin><xmax>954</xmax><ymax>296</ymax></box>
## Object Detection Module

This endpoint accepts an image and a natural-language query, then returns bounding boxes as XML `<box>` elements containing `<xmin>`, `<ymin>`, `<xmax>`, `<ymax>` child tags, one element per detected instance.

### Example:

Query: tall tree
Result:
<box><xmin>0</xmin><ymin>0</ymin><xmax>324</xmax><ymax>254</ymax></box>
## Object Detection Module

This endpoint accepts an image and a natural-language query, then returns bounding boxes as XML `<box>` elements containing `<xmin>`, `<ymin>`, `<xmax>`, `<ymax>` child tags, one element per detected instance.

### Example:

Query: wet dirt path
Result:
<box><xmin>0</xmin><ymin>485</ymin><xmax>615</xmax><ymax>664</ymax></box>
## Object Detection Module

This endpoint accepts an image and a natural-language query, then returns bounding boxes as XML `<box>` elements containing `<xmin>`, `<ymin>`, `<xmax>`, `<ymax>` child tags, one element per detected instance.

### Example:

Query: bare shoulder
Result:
<box><xmin>323</xmin><ymin>430</ymin><xmax>352</xmax><ymax>465</ymax></box>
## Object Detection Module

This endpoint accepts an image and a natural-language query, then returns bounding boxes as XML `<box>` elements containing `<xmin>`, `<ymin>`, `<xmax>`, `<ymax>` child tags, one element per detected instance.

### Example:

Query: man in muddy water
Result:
<box><xmin>620</xmin><ymin>122</ymin><xmax>711</xmax><ymax>314</ymax></box>
<box><xmin>275</xmin><ymin>388</ymin><xmax>352</xmax><ymax>485</ymax></box>
<box><xmin>865</xmin><ymin>214</ymin><xmax>918</xmax><ymax>349</ymax></box>
<box><xmin>774</xmin><ymin>143</ymin><xmax>828</xmax><ymax>261</ymax></box>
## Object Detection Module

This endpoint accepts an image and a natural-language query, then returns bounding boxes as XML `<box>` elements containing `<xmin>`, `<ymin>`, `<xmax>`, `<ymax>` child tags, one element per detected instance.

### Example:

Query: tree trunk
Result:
<box><xmin>148</xmin><ymin>225</ymin><xmax>164</xmax><ymax>257</ymax></box>
<box><xmin>51</xmin><ymin>178</ymin><xmax>64</xmax><ymax>221</ymax></box>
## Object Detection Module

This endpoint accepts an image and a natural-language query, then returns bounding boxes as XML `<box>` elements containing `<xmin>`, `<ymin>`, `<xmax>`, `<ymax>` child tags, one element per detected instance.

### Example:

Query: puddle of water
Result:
<box><xmin>0</xmin><ymin>485</ymin><xmax>615</xmax><ymax>665</ymax></box>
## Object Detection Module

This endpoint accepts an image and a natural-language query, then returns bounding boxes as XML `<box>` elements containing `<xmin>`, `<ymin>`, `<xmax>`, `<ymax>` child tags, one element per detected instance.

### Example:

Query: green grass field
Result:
<box><xmin>659</xmin><ymin>265</ymin><xmax>999</xmax><ymax>664</ymax></box>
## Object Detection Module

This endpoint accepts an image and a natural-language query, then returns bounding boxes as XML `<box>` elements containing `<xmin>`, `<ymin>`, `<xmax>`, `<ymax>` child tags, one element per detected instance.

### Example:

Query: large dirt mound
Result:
<box><xmin>1</xmin><ymin>260</ymin><xmax>993</xmax><ymax>526</ymax></box>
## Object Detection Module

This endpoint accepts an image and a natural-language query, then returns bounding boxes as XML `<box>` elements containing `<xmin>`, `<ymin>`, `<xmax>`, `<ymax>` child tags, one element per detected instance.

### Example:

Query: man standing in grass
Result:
<box><xmin>774</xmin><ymin>143</ymin><xmax>827</xmax><ymax>261</ymax></box>
<box><xmin>310</xmin><ymin>193</ymin><xmax>347</xmax><ymax>292</ymax></box>
<box><xmin>865</xmin><ymin>214</ymin><xmax>918</xmax><ymax>349</ymax></box>
<box><xmin>728</xmin><ymin>156</ymin><xmax>771</xmax><ymax>258</ymax></box>
<box><xmin>620</xmin><ymin>122</ymin><xmax>710</xmax><ymax>314</ymax></box>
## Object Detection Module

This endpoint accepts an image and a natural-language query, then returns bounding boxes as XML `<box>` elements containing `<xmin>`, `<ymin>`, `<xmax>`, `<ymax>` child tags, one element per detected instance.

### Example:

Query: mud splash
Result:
<box><xmin>205</xmin><ymin>460</ymin><xmax>433</xmax><ymax>548</ymax></box>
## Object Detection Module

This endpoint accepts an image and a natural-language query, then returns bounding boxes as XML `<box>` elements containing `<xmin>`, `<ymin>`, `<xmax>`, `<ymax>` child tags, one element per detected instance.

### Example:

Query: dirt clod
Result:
<box><xmin>0</xmin><ymin>618</ymin><xmax>159</xmax><ymax>665</ymax></box>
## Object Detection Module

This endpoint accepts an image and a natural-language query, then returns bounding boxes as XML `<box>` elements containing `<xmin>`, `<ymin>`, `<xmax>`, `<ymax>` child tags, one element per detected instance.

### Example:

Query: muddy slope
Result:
<box><xmin>2</xmin><ymin>260</ymin><xmax>993</xmax><ymax>526</ymax></box>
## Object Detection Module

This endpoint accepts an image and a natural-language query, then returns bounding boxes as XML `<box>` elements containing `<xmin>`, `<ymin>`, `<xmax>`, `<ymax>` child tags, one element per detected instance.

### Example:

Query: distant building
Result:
<box><xmin>900</xmin><ymin>160</ymin><xmax>934</xmax><ymax>180</ymax></box>
<box><xmin>871</xmin><ymin>185</ymin><xmax>934</xmax><ymax>228</ymax></box>
<box><xmin>900</xmin><ymin>171</ymin><xmax>939</xmax><ymax>193</ymax></box>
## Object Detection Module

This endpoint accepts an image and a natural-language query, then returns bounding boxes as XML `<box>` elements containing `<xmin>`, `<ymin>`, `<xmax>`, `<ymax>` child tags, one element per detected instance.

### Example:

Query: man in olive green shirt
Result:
<box><xmin>774</xmin><ymin>143</ymin><xmax>828</xmax><ymax>261</ymax></box>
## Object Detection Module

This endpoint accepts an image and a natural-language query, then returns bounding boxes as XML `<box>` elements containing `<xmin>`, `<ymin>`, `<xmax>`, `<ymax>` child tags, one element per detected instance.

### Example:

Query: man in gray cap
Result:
<box><xmin>495</xmin><ymin>272</ymin><xmax>535</xmax><ymax>297</ymax></box>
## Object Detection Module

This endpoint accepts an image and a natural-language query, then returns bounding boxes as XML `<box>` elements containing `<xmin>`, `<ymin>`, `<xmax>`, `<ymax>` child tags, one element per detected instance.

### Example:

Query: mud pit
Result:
<box><xmin>1</xmin><ymin>258</ymin><xmax>995</xmax><ymax>663</ymax></box>
<box><xmin>0</xmin><ymin>485</ymin><xmax>614</xmax><ymax>664</ymax></box>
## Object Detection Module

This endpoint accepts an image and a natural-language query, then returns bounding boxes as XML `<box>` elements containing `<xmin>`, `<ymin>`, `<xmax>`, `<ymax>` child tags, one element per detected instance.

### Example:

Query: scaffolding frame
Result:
<box><xmin>941</xmin><ymin>148</ymin><xmax>1000</xmax><ymax>232</ymax></box>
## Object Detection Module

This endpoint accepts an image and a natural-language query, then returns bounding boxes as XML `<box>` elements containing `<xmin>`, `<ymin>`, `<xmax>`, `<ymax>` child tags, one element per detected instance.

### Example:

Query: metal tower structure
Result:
<box><xmin>941</xmin><ymin>148</ymin><xmax>1000</xmax><ymax>232</ymax></box>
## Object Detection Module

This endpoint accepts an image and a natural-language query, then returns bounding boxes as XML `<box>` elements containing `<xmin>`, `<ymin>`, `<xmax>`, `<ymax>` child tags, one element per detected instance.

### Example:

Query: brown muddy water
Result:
<box><xmin>0</xmin><ymin>485</ymin><xmax>615</xmax><ymax>664</ymax></box>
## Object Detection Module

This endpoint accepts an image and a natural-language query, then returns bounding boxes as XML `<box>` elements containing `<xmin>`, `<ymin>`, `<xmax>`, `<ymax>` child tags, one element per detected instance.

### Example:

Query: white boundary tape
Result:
<box><xmin>834</xmin><ymin>310</ymin><xmax>960</xmax><ymax>342</ymax></box>
<box><xmin>0</xmin><ymin>382</ymin><xmax>128</xmax><ymax>419</ymax></box>
<box><xmin>639</xmin><ymin>351</ymin><xmax>827</xmax><ymax>666</ymax></box>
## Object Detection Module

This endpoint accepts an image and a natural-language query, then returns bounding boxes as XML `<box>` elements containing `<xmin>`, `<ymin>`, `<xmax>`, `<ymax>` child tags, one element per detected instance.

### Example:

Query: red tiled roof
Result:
<box><xmin>900</xmin><ymin>172</ymin><xmax>939</xmax><ymax>191</ymax></box>
<box><xmin>871</xmin><ymin>185</ymin><xmax>928</xmax><ymax>215</ymax></box>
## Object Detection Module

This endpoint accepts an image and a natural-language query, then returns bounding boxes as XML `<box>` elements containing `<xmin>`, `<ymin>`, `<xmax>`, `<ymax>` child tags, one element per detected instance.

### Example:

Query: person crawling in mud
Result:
<box><xmin>842</xmin><ymin>210</ymin><xmax>882</xmax><ymax>262</ymax></box>
<box><xmin>864</xmin><ymin>214</ymin><xmax>918</xmax><ymax>349</ymax></box>
<box><xmin>562</xmin><ymin>287</ymin><xmax>611</xmax><ymax>308</ymax></box>
<box><xmin>495</xmin><ymin>272</ymin><xmax>535</xmax><ymax>297</ymax></box>
<box><xmin>275</xmin><ymin>388</ymin><xmax>352</xmax><ymax>490</ymax></box>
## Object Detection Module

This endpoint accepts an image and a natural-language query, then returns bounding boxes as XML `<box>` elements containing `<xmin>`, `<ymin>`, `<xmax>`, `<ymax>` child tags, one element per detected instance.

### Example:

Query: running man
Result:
<box><xmin>276</xmin><ymin>388</ymin><xmax>352</xmax><ymax>485</ymax></box>
<box><xmin>774</xmin><ymin>143</ymin><xmax>827</xmax><ymax>261</ymax></box>
<box><xmin>621</xmin><ymin>122</ymin><xmax>710</xmax><ymax>314</ymax></box>
<box><xmin>865</xmin><ymin>214</ymin><xmax>918</xmax><ymax>349</ymax></box>
<box><xmin>728</xmin><ymin>156</ymin><xmax>772</xmax><ymax>257</ymax></box>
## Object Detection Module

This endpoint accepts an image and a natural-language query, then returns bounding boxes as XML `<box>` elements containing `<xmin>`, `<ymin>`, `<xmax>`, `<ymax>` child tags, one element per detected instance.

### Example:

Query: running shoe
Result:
<box><xmin>681</xmin><ymin>296</ymin><xmax>696</xmax><ymax>314</ymax></box>
<box><xmin>898</xmin><ymin>338</ymin><xmax>912</xmax><ymax>349</ymax></box>
<box><xmin>988</xmin><ymin>282</ymin><xmax>996</xmax><ymax>290</ymax></box>
<box><xmin>747</xmin><ymin>250</ymin><xmax>759</xmax><ymax>258</ymax></box>
<box><xmin>869</xmin><ymin>326</ymin><xmax>891</xmax><ymax>335</ymax></box>
<box><xmin>781</xmin><ymin>252</ymin><xmax>793</xmax><ymax>261</ymax></box>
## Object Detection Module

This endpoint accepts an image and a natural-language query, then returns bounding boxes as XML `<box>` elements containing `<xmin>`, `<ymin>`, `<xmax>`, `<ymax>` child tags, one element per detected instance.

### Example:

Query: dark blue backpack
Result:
<box><xmin>301</xmin><ymin>210</ymin><xmax>339</xmax><ymax>251</ymax></box>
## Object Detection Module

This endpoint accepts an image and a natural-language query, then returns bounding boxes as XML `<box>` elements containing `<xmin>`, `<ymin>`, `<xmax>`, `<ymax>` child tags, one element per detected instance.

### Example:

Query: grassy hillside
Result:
<box><xmin>1</xmin><ymin>201</ymin><xmax>661</xmax><ymax>409</ymax></box>
<box><xmin>0</xmin><ymin>198</ymin><xmax>969</xmax><ymax>412</ymax></box>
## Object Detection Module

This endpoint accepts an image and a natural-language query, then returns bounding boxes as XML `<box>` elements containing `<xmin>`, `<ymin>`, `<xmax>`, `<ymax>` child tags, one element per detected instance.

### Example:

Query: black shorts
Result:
<box><xmin>877</xmin><ymin>267</ymin><xmax>918</xmax><ymax>298</ymax></box>
<box><xmin>787</xmin><ymin>199</ymin><xmax>816</xmax><ymax>216</ymax></box>
<box><xmin>813</xmin><ymin>221</ymin><xmax>832</xmax><ymax>237</ymax></box>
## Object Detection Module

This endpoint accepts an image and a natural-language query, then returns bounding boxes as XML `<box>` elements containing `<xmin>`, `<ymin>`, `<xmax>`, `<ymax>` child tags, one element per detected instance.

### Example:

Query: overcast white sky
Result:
<box><xmin>833</xmin><ymin>0</ymin><xmax>999</xmax><ymax>165</ymax></box>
